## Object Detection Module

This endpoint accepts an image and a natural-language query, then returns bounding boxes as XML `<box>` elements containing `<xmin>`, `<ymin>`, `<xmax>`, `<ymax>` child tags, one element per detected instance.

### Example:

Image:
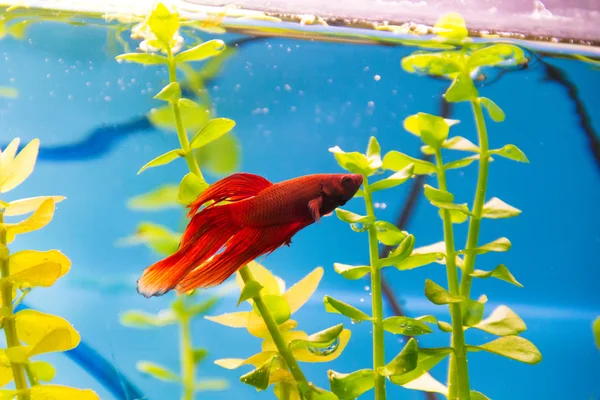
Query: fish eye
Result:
<box><xmin>342</xmin><ymin>176</ymin><xmax>353</xmax><ymax>186</ymax></box>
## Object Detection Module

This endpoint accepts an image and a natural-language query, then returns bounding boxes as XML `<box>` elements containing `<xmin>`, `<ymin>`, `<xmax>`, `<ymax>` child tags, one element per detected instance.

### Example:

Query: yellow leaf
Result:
<box><xmin>30</xmin><ymin>385</ymin><xmax>99</xmax><ymax>400</ymax></box>
<box><xmin>0</xmin><ymin>138</ymin><xmax>40</xmax><ymax>193</ymax></box>
<box><xmin>3</xmin><ymin>198</ymin><xmax>55</xmax><ymax>243</ymax></box>
<box><xmin>0</xmin><ymin>351</ymin><xmax>13</xmax><ymax>387</ymax></box>
<box><xmin>0</xmin><ymin>138</ymin><xmax>20</xmax><ymax>169</ymax></box>
<box><xmin>283</xmin><ymin>267</ymin><xmax>323</xmax><ymax>314</ymax></box>
<box><xmin>293</xmin><ymin>329</ymin><xmax>351</xmax><ymax>363</ymax></box>
<box><xmin>0</xmin><ymin>390</ymin><xmax>18</xmax><ymax>400</ymax></box>
<box><xmin>4</xmin><ymin>196</ymin><xmax>66</xmax><ymax>216</ymax></box>
<box><xmin>205</xmin><ymin>311</ymin><xmax>249</xmax><ymax>328</ymax></box>
<box><xmin>148</xmin><ymin>3</ymin><xmax>180</xmax><ymax>44</ymax></box>
<box><xmin>8</xmin><ymin>262</ymin><xmax>62</xmax><ymax>288</ymax></box>
<box><xmin>10</xmin><ymin>250</ymin><xmax>71</xmax><ymax>283</ymax></box>
<box><xmin>274</xmin><ymin>382</ymin><xmax>302</xmax><ymax>400</ymax></box>
<box><xmin>214</xmin><ymin>351</ymin><xmax>276</xmax><ymax>370</ymax></box>
<box><xmin>262</xmin><ymin>330</ymin><xmax>307</xmax><ymax>353</ymax></box>
<box><xmin>235</xmin><ymin>261</ymin><xmax>281</xmax><ymax>296</ymax></box>
<box><xmin>269</xmin><ymin>367</ymin><xmax>294</xmax><ymax>385</ymax></box>
<box><xmin>15</xmin><ymin>310</ymin><xmax>80</xmax><ymax>356</ymax></box>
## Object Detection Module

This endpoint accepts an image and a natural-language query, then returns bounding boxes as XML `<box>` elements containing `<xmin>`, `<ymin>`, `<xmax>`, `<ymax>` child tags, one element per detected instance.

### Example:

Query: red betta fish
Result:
<box><xmin>137</xmin><ymin>172</ymin><xmax>363</xmax><ymax>297</ymax></box>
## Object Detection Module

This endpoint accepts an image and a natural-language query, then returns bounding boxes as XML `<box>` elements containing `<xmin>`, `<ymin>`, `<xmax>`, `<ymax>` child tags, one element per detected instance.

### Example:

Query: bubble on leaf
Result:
<box><xmin>307</xmin><ymin>337</ymin><xmax>340</xmax><ymax>357</ymax></box>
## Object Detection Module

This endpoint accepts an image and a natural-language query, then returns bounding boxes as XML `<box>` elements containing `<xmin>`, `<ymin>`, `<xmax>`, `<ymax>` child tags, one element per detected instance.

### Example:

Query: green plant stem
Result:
<box><xmin>362</xmin><ymin>177</ymin><xmax>386</xmax><ymax>400</ymax></box>
<box><xmin>23</xmin><ymin>364</ymin><xmax>38</xmax><ymax>387</ymax></box>
<box><xmin>0</xmin><ymin>213</ymin><xmax>28</xmax><ymax>400</ymax></box>
<box><xmin>459</xmin><ymin>99</ymin><xmax>490</xmax><ymax>298</ymax></box>
<box><xmin>179</xmin><ymin>315</ymin><xmax>195</xmax><ymax>400</ymax></box>
<box><xmin>166</xmin><ymin>48</ymin><xmax>203</xmax><ymax>179</ymax></box>
<box><xmin>434</xmin><ymin>151</ymin><xmax>470</xmax><ymax>400</ymax></box>
<box><xmin>237</xmin><ymin>267</ymin><xmax>312</xmax><ymax>399</ymax></box>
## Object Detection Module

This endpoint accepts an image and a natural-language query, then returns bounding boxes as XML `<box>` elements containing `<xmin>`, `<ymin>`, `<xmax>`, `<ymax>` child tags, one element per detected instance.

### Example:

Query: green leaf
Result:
<box><xmin>434</xmin><ymin>12</ymin><xmax>468</xmax><ymax>39</ymax></box>
<box><xmin>194</xmin><ymin>379</ymin><xmax>229</xmax><ymax>392</ymax></box>
<box><xmin>462</xmin><ymin>295</ymin><xmax>487</xmax><ymax>327</ymax></box>
<box><xmin>119</xmin><ymin>310</ymin><xmax>176</xmax><ymax>328</ymax></box>
<box><xmin>178</xmin><ymin>98</ymin><xmax>200</xmax><ymax>108</ymax></box>
<box><xmin>404</xmin><ymin>113</ymin><xmax>454</xmax><ymax>149</ymax></box>
<box><xmin>439</xmin><ymin>208</ymin><xmax>469</xmax><ymax>224</ymax></box>
<box><xmin>424</xmin><ymin>279</ymin><xmax>465</xmax><ymax>305</ymax></box>
<box><xmin>593</xmin><ymin>317</ymin><xmax>600</xmax><ymax>350</ymax></box>
<box><xmin>473</xmin><ymin>305</ymin><xmax>527</xmax><ymax>336</ymax></box>
<box><xmin>187</xmin><ymin>297</ymin><xmax>219</xmax><ymax>317</ymax></box>
<box><xmin>312</xmin><ymin>386</ymin><xmax>338</xmax><ymax>400</ymax></box>
<box><xmin>468</xmin><ymin>336</ymin><xmax>542</xmax><ymax>364</ymax></box>
<box><xmin>289</xmin><ymin>324</ymin><xmax>344</xmax><ymax>351</ymax></box>
<box><xmin>195</xmin><ymin>132</ymin><xmax>241</xmax><ymax>175</ymax></box>
<box><xmin>437</xmin><ymin>320</ymin><xmax>453</xmax><ymax>332</ymax></box>
<box><xmin>193</xmin><ymin>349</ymin><xmax>208</xmax><ymax>364</ymax></box>
<box><xmin>148</xmin><ymin>2</ymin><xmax>180</xmax><ymax>44</ymax></box>
<box><xmin>324</xmin><ymin>296</ymin><xmax>372</xmax><ymax>322</ymax></box>
<box><xmin>383</xmin><ymin>151</ymin><xmax>436</xmax><ymax>175</ymax></box>
<box><xmin>393</xmin><ymin>253</ymin><xmax>444</xmax><ymax>271</ymax></box>
<box><xmin>467</xmin><ymin>44</ymin><xmax>526</xmax><ymax>69</ymax></box>
<box><xmin>375</xmin><ymin>221</ymin><xmax>407</xmax><ymax>246</ymax></box>
<box><xmin>401</xmin><ymin>372</ymin><xmax>448</xmax><ymax>396</ymax></box>
<box><xmin>253</xmin><ymin>295</ymin><xmax>290</xmax><ymax>325</ymax></box>
<box><xmin>0</xmin><ymin>87</ymin><xmax>18</xmax><ymax>99</ymax></box>
<box><xmin>136</xmin><ymin>361</ymin><xmax>180</xmax><ymax>382</ymax></box>
<box><xmin>423</xmin><ymin>184</ymin><xmax>453</xmax><ymax>202</ymax></box>
<box><xmin>118</xmin><ymin>222</ymin><xmax>181</xmax><ymax>256</ymax></box>
<box><xmin>388</xmin><ymin>347</ymin><xmax>452</xmax><ymax>385</ymax></box>
<box><xmin>443</xmin><ymin>156</ymin><xmax>478</xmax><ymax>170</ymax></box>
<box><xmin>470</xmin><ymin>264</ymin><xmax>523</xmax><ymax>288</ymax></box>
<box><xmin>401</xmin><ymin>52</ymin><xmax>462</xmax><ymax>77</ymax></box>
<box><xmin>153</xmin><ymin>82</ymin><xmax>181</xmax><ymax>102</ymax></box>
<box><xmin>378</xmin><ymin>338</ymin><xmax>418</xmax><ymax>376</ymax></box>
<box><xmin>328</xmin><ymin>369</ymin><xmax>374</xmax><ymax>400</ymax></box>
<box><xmin>240</xmin><ymin>356</ymin><xmax>277</xmax><ymax>390</ymax></box>
<box><xmin>479</xmin><ymin>97</ymin><xmax>505</xmax><ymax>122</ymax></box>
<box><xmin>366</xmin><ymin>136</ymin><xmax>382</xmax><ymax>170</ymax></box>
<box><xmin>127</xmin><ymin>185</ymin><xmax>179</xmax><ymax>211</ymax></box>
<box><xmin>335</xmin><ymin>209</ymin><xmax>373</xmax><ymax>225</ymax></box>
<box><xmin>482</xmin><ymin>197</ymin><xmax>521</xmax><ymax>219</ymax></box>
<box><xmin>470</xmin><ymin>390</ymin><xmax>491</xmax><ymax>400</ymax></box>
<box><xmin>459</xmin><ymin>237</ymin><xmax>511</xmax><ymax>255</ymax></box>
<box><xmin>148</xmin><ymin>102</ymin><xmax>209</xmax><ymax>133</ymax></box>
<box><xmin>116</xmin><ymin>53</ymin><xmax>168</xmax><ymax>65</ymax></box>
<box><xmin>383</xmin><ymin>316</ymin><xmax>433</xmax><ymax>336</ymax></box>
<box><xmin>175</xmin><ymin>39</ymin><xmax>226</xmax><ymax>63</ymax></box>
<box><xmin>190</xmin><ymin>118</ymin><xmax>236</xmax><ymax>150</ymax></box>
<box><xmin>489</xmin><ymin>144</ymin><xmax>529</xmax><ymax>163</ymax></box>
<box><xmin>137</xmin><ymin>149</ymin><xmax>183</xmax><ymax>174</ymax></box>
<box><xmin>30</xmin><ymin>361</ymin><xmax>55</xmax><ymax>382</ymax></box>
<box><xmin>423</xmin><ymin>136</ymin><xmax>479</xmax><ymax>155</ymax></box>
<box><xmin>369</xmin><ymin>165</ymin><xmax>414</xmax><ymax>192</ymax></box>
<box><xmin>431</xmin><ymin>200</ymin><xmax>473</xmax><ymax>217</ymax></box>
<box><xmin>238</xmin><ymin>280</ymin><xmax>263</xmax><ymax>306</ymax></box>
<box><xmin>333</xmin><ymin>263</ymin><xmax>370</xmax><ymax>280</ymax></box>
<box><xmin>178</xmin><ymin>173</ymin><xmax>208</xmax><ymax>205</ymax></box>
<box><xmin>445</xmin><ymin>73</ymin><xmax>478</xmax><ymax>103</ymax></box>
<box><xmin>381</xmin><ymin>235</ymin><xmax>415</xmax><ymax>266</ymax></box>
<box><xmin>329</xmin><ymin>146</ymin><xmax>372</xmax><ymax>175</ymax></box>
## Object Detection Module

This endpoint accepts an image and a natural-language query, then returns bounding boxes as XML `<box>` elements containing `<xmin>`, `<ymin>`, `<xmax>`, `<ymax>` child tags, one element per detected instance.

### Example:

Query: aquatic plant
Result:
<box><xmin>329</xmin><ymin>13</ymin><xmax>543</xmax><ymax>400</ymax></box>
<box><xmin>207</xmin><ymin>262</ymin><xmax>350</xmax><ymax>398</ymax></box>
<box><xmin>115</xmin><ymin>3</ymin><xmax>339</xmax><ymax>399</ymax></box>
<box><xmin>594</xmin><ymin>317</ymin><xmax>600</xmax><ymax>350</ymax></box>
<box><xmin>0</xmin><ymin>138</ymin><xmax>98</xmax><ymax>399</ymax></box>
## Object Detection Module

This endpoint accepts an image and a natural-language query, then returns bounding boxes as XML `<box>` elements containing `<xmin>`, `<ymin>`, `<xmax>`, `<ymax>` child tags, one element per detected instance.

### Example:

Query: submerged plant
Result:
<box><xmin>116</xmin><ymin>3</ymin><xmax>340</xmax><ymax>399</ymax></box>
<box><xmin>208</xmin><ymin>262</ymin><xmax>350</xmax><ymax>398</ymax></box>
<box><xmin>0</xmin><ymin>138</ymin><xmax>98</xmax><ymax>399</ymax></box>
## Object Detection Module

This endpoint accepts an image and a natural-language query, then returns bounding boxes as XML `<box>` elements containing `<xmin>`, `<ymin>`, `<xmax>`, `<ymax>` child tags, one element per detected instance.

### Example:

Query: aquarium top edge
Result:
<box><xmin>2</xmin><ymin>0</ymin><xmax>600</xmax><ymax>58</ymax></box>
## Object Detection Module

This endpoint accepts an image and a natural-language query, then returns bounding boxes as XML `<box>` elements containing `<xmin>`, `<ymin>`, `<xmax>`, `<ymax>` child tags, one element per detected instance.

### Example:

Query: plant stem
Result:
<box><xmin>459</xmin><ymin>99</ymin><xmax>490</xmax><ymax>298</ymax></box>
<box><xmin>433</xmin><ymin>151</ymin><xmax>471</xmax><ymax>400</ymax></box>
<box><xmin>166</xmin><ymin>48</ymin><xmax>203</xmax><ymax>179</ymax></box>
<box><xmin>179</xmin><ymin>315</ymin><xmax>195</xmax><ymax>400</ymax></box>
<box><xmin>237</xmin><ymin>267</ymin><xmax>312</xmax><ymax>399</ymax></box>
<box><xmin>0</xmin><ymin>213</ymin><xmax>28</xmax><ymax>400</ymax></box>
<box><xmin>362</xmin><ymin>177</ymin><xmax>386</xmax><ymax>400</ymax></box>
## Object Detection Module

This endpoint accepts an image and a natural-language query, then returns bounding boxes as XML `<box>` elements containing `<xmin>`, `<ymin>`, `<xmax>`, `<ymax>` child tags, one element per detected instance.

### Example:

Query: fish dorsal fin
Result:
<box><xmin>187</xmin><ymin>173</ymin><xmax>272</xmax><ymax>217</ymax></box>
<box><xmin>308</xmin><ymin>196</ymin><xmax>323</xmax><ymax>223</ymax></box>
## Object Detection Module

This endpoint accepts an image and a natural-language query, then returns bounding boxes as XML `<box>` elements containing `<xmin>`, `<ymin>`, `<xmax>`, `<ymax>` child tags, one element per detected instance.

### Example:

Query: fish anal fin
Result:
<box><xmin>175</xmin><ymin>221</ymin><xmax>309</xmax><ymax>292</ymax></box>
<box><xmin>308</xmin><ymin>196</ymin><xmax>323</xmax><ymax>223</ymax></box>
<box><xmin>187</xmin><ymin>173</ymin><xmax>273</xmax><ymax>217</ymax></box>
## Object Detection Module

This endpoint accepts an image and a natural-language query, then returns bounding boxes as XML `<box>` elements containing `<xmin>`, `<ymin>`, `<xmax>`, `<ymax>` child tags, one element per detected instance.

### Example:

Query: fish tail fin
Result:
<box><xmin>175</xmin><ymin>222</ymin><xmax>309</xmax><ymax>292</ymax></box>
<box><xmin>137</xmin><ymin>204</ymin><xmax>242</xmax><ymax>297</ymax></box>
<box><xmin>187</xmin><ymin>173</ymin><xmax>272</xmax><ymax>217</ymax></box>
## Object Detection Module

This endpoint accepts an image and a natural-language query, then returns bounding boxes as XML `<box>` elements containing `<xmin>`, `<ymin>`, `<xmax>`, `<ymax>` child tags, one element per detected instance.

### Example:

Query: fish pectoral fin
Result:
<box><xmin>308</xmin><ymin>196</ymin><xmax>323</xmax><ymax>223</ymax></box>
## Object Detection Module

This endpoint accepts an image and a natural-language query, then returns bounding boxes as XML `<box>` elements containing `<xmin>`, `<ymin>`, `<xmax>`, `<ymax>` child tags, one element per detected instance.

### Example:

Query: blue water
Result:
<box><xmin>0</xmin><ymin>17</ymin><xmax>599</xmax><ymax>400</ymax></box>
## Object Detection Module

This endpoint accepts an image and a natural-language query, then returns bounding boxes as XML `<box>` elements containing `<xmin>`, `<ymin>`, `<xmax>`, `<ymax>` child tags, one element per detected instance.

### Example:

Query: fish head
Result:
<box><xmin>322</xmin><ymin>173</ymin><xmax>363</xmax><ymax>206</ymax></box>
